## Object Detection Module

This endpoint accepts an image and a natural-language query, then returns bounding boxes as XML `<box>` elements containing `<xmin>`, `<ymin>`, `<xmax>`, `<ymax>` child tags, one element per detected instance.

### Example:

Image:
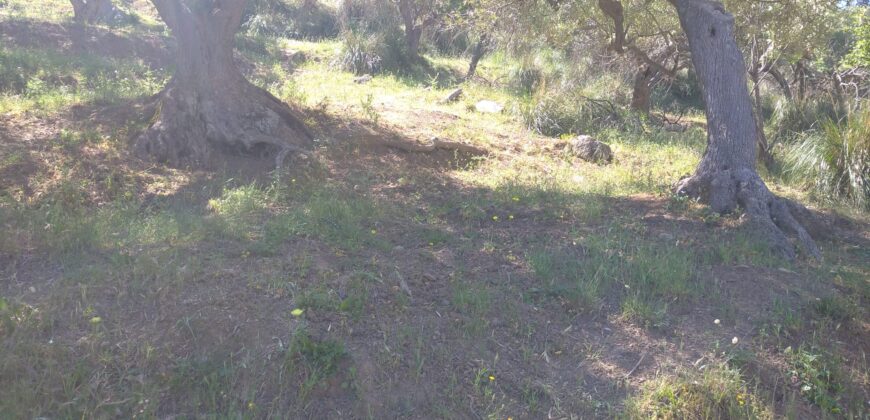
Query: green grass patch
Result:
<box><xmin>284</xmin><ymin>327</ymin><xmax>348</xmax><ymax>399</ymax></box>
<box><xmin>0</xmin><ymin>46</ymin><xmax>163</xmax><ymax>114</ymax></box>
<box><xmin>528</xmin><ymin>247</ymin><xmax>602</xmax><ymax>311</ymax></box>
<box><xmin>451</xmin><ymin>277</ymin><xmax>492</xmax><ymax>337</ymax></box>
<box><xmin>625</xmin><ymin>364</ymin><xmax>773</xmax><ymax>419</ymax></box>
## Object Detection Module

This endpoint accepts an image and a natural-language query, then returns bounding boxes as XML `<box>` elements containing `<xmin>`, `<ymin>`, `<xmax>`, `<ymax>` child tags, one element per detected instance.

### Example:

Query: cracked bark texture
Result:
<box><xmin>671</xmin><ymin>0</ymin><xmax>821</xmax><ymax>260</ymax></box>
<box><xmin>135</xmin><ymin>0</ymin><xmax>312</xmax><ymax>166</ymax></box>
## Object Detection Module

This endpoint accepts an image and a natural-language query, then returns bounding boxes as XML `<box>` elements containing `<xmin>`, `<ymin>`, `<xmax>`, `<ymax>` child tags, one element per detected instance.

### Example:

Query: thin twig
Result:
<box><xmin>624</xmin><ymin>352</ymin><xmax>647</xmax><ymax>379</ymax></box>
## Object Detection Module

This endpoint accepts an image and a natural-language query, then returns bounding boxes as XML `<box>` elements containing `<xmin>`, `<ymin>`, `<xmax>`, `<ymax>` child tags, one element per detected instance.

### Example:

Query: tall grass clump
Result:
<box><xmin>333</xmin><ymin>0</ymin><xmax>408</xmax><ymax>75</ymax></box>
<box><xmin>780</xmin><ymin>106</ymin><xmax>869</xmax><ymax>209</ymax></box>
<box><xmin>625</xmin><ymin>364</ymin><xmax>773</xmax><ymax>419</ymax></box>
<box><xmin>768</xmin><ymin>97</ymin><xmax>844</xmax><ymax>143</ymax></box>
<box><xmin>522</xmin><ymin>79</ymin><xmax>628</xmax><ymax>137</ymax></box>
<box><xmin>333</xmin><ymin>28</ymin><xmax>407</xmax><ymax>75</ymax></box>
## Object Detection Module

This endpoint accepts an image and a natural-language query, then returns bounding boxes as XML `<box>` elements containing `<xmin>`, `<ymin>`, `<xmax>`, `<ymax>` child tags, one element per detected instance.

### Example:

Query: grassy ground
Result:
<box><xmin>0</xmin><ymin>2</ymin><xmax>868</xmax><ymax>418</ymax></box>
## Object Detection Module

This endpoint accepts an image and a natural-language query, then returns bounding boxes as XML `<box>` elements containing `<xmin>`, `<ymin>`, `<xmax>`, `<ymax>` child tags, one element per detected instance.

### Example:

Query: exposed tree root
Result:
<box><xmin>134</xmin><ymin>81</ymin><xmax>313</xmax><ymax>167</ymax></box>
<box><xmin>675</xmin><ymin>168</ymin><xmax>822</xmax><ymax>261</ymax></box>
<box><xmin>375</xmin><ymin>136</ymin><xmax>489</xmax><ymax>156</ymax></box>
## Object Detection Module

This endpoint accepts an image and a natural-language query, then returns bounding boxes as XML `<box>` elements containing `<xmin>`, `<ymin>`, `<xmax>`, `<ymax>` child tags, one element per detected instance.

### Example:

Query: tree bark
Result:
<box><xmin>762</xmin><ymin>64</ymin><xmax>792</xmax><ymax>100</ymax></box>
<box><xmin>397</xmin><ymin>0</ymin><xmax>429</xmax><ymax>59</ymax></box>
<box><xmin>630</xmin><ymin>65</ymin><xmax>655</xmax><ymax>114</ymax></box>
<box><xmin>794</xmin><ymin>58</ymin><xmax>807</xmax><ymax>102</ymax></box>
<box><xmin>70</xmin><ymin>0</ymin><xmax>116</xmax><ymax>24</ymax></box>
<box><xmin>671</xmin><ymin>0</ymin><xmax>820</xmax><ymax>260</ymax></box>
<box><xmin>598</xmin><ymin>0</ymin><xmax>626</xmax><ymax>52</ymax></box>
<box><xmin>406</xmin><ymin>25</ymin><xmax>423</xmax><ymax>57</ymax></box>
<box><xmin>465</xmin><ymin>34</ymin><xmax>489</xmax><ymax>80</ymax></box>
<box><xmin>135</xmin><ymin>0</ymin><xmax>313</xmax><ymax>166</ymax></box>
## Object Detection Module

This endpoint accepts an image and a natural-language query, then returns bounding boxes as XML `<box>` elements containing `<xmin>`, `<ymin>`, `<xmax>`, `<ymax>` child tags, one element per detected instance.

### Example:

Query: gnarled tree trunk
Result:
<box><xmin>70</xmin><ymin>0</ymin><xmax>116</xmax><ymax>24</ymax></box>
<box><xmin>135</xmin><ymin>0</ymin><xmax>312</xmax><ymax>166</ymax></box>
<box><xmin>397</xmin><ymin>0</ymin><xmax>439</xmax><ymax>60</ymax></box>
<box><xmin>671</xmin><ymin>0</ymin><xmax>820</xmax><ymax>260</ymax></box>
<box><xmin>598</xmin><ymin>0</ymin><xmax>626</xmax><ymax>52</ymax></box>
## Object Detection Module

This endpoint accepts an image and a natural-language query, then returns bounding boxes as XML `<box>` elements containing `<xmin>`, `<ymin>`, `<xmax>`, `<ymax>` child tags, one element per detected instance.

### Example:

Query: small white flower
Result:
<box><xmin>731</xmin><ymin>336</ymin><xmax>739</xmax><ymax>345</ymax></box>
<box><xmin>714</xmin><ymin>319</ymin><xmax>721</xmax><ymax>325</ymax></box>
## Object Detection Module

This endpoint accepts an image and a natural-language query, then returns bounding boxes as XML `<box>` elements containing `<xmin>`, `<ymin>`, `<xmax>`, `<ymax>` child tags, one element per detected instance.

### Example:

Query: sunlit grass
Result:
<box><xmin>0</xmin><ymin>46</ymin><xmax>163</xmax><ymax>114</ymax></box>
<box><xmin>0</xmin><ymin>0</ymin><xmax>72</xmax><ymax>22</ymax></box>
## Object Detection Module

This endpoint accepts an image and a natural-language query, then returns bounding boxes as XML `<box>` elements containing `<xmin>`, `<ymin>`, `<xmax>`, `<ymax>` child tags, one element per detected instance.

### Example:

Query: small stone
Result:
<box><xmin>566</xmin><ymin>135</ymin><xmax>613</xmax><ymax>164</ymax></box>
<box><xmin>354</xmin><ymin>74</ymin><xmax>373</xmax><ymax>84</ymax></box>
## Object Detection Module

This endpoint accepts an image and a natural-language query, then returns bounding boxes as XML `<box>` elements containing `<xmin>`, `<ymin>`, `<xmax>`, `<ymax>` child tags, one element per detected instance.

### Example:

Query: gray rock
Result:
<box><xmin>567</xmin><ymin>135</ymin><xmax>613</xmax><ymax>164</ymax></box>
<box><xmin>354</xmin><ymin>74</ymin><xmax>373</xmax><ymax>84</ymax></box>
<box><xmin>474</xmin><ymin>100</ymin><xmax>504</xmax><ymax>113</ymax></box>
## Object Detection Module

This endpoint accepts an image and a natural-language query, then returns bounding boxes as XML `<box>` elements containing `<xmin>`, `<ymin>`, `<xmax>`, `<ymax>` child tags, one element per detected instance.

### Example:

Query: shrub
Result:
<box><xmin>333</xmin><ymin>28</ymin><xmax>407</xmax><ymax>75</ymax></box>
<box><xmin>768</xmin><ymin>97</ymin><xmax>843</xmax><ymax>143</ymax></box>
<box><xmin>243</xmin><ymin>0</ymin><xmax>338</xmax><ymax>39</ymax></box>
<box><xmin>780</xmin><ymin>105</ymin><xmax>869</xmax><ymax>209</ymax></box>
<box><xmin>522</xmin><ymin>80</ymin><xmax>626</xmax><ymax>137</ymax></box>
<box><xmin>429</xmin><ymin>26</ymin><xmax>469</xmax><ymax>56</ymax></box>
<box><xmin>652</xmin><ymin>69</ymin><xmax>704</xmax><ymax>112</ymax></box>
<box><xmin>509</xmin><ymin>66</ymin><xmax>545</xmax><ymax>95</ymax></box>
<box><xmin>332</xmin><ymin>0</ymin><xmax>411</xmax><ymax>75</ymax></box>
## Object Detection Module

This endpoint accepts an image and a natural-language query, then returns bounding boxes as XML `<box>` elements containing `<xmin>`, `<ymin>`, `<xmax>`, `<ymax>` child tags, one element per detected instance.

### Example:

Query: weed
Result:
<box><xmin>338</xmin><ymin>276</ymin><xmax>369</xmax><ymax>320</ymax></box>
<box><xmin>813</xmin><ymin>296</ymin><xmax>859</xmax><ymax>322</ymax></box>
<box><xmin>771</xmin><ymin>297</ymin><xmax>804</xmax><ymax>335</ymax></box>
<box><xmin>784</xmin><ymin>346</ymin><xmax>844</xmax><ymax>414</ymax></box>
<box><xmin>528</xmin><ymin>247</ymin><xmax>601</xmax><ymax>311</ymax></box>
<box><xmin>169</xmin><ymin>355</ymin><xmax>244</xmax><ymax>415</ymax></box>
<box><xmin>360</xmin><ymin>93</ymin><xmax>379</xmax><ymax>125</ymax></box>
<box><xmin>521</xmin><ymin>381</ymin><xmax>549</xmax><ymax>414</ymax></box>
<box><xmin>285</xmin><ymin>327</ymin><xmax>347</xmax><ymax>399</ymax></box>
<box><xmin>621</xmin><ymin>294</ymin><xmax>669</xmax><ymax>328</ymax></box>
<box><xmin>625</xmin><ymin>364</ymin><xmax>773</xmax><ymax>419</ymax></box>
<box><xmin>296</xmin><ymin>285</ymin><xmax>341</xmax><ymax>313</ymax></box>
<box><xmin>451</xmin><ymin>278</ymin><xmax>491</xmax><ymax>337</ymax></box>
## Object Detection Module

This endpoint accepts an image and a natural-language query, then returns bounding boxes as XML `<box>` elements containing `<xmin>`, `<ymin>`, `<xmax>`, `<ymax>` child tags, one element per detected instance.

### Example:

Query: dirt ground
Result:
<box><xmin>1</xmin><ymin>14</ymin><xmax>868</xmax><ymax>419</ymax></box>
